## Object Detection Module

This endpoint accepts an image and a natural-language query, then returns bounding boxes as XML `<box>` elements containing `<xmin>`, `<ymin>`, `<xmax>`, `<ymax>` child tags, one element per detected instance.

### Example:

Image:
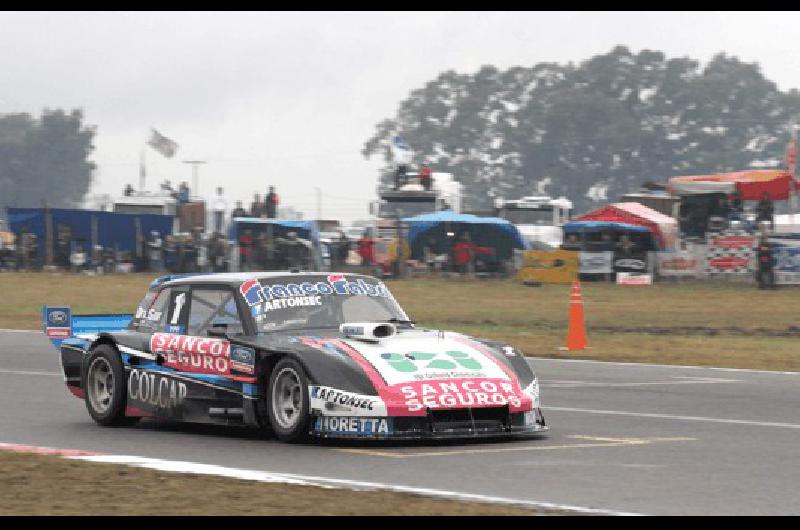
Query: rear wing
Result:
<box><xmin>42</xmin><ymin>305</ymin><xmax>133</xmax><ymax>350</ymax></box>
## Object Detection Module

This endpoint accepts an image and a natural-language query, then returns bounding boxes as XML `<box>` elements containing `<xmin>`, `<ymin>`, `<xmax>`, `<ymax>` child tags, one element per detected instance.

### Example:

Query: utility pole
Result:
<box><xmin>183</xmin><ymin>160</ymin><xmax>206</xmax><ymax>197</ymax></box>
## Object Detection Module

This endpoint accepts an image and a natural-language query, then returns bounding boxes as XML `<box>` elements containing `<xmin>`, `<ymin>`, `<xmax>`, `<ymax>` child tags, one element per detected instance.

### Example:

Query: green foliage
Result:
<box><xmin>0</xmin><ymin>109</ymin><xmax>96</xmax><ymax>214</ymax></box>
<box><xmin>363</xmin><ymin>46</ymin><xmax>800</xmax><ymax>212</ymax></box>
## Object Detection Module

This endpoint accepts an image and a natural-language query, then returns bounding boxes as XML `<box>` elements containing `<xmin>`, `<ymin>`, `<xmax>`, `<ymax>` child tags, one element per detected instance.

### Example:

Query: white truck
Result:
<box><xmin>494</xmin><ymin>195</ymin><xmax>573</xmax><ymax>249</ymax></box>
<box><xmin>373</xmin><ymin>171</ymin><xmax>462</xmax><ymax>222</ymax></box>
<box><xmin>367</xmin><ymin>171</ymin><xmax>463</xmax><ymax>272</ymax></box>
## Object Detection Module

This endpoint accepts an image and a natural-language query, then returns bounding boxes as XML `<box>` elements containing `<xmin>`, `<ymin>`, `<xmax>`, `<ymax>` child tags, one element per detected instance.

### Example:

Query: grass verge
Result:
<box><xmin>0</xmin><ymin>450</ymin><xmax>548</xmax><ymax>515</ymax></box>
<box><xmin>1</xmin><ymin>272</ymin><xmax>797</xmax><ymax>371</ymax></box>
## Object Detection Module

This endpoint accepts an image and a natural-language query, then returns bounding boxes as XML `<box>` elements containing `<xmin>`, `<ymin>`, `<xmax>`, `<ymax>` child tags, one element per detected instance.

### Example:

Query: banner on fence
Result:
<box><xmin>613</xmin><ymin>251</ymin><xmax>649</xmax><ymax>274</ymax></box>
<box><xmin>657</xmin><ymin>249</ymin><xmax>701</xmax><ymax>277</ymax></box>
<box><xmin>616</xmin><ymin>272</ymin><xmax>653</xmax><ymax>285</ymax></box>
<box><xmin>517</xmin><ymin>249</ymin><xmax>579</xmax><ymax>284</ymax></box>
<box><xmin>774</xmin><ymin>245</ymin><xmax>800</xmax><ymax>285</ymax></box>
<box><xmin>579</xmin><ymin>251</ymin><xmax>613</xmax><ymax>274</ymax></box>
<box><xmin>705</xmin><ymin>230</ymin><xmax>755</xmax><ymax>274</ymax></box>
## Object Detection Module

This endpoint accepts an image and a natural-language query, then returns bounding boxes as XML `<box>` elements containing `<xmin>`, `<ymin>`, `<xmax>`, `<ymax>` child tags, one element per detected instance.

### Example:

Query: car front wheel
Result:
<box><xmin>267</xmin><ymin>358</ymin><xmax>310</xmax><ymax>442</ymax></box>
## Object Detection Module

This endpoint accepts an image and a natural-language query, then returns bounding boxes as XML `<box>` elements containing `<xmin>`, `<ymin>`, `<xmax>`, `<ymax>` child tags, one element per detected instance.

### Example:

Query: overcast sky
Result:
<box><xmin>2</xmin><ymin>11</ymin><xmax>800</xmax><ymax>223</ymax></box>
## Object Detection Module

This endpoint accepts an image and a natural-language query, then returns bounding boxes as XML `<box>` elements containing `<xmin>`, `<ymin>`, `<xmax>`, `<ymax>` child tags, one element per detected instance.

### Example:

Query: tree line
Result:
<box><xmin>362</xmin><ymin>46</ymin><xmax>800</xmax><ymax>212</ymax></box>
<box><xmin>0</xmin><ymin>108</ymin><xmax>96</xmax><ymax>217</ymax></box>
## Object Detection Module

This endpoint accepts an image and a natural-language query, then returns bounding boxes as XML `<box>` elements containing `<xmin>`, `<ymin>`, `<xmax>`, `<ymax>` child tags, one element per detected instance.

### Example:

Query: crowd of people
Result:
<box><xmin>227</xmin><ymin>186</ymin><xmax>280</xmax><ymax>221</ymax></box>
<box><xmin>237</xmin><ymin>229</ymin><xmax>315</xmax><ymax>272</ymax></box>
<box><xmin>678</xmin><ymin>190</ymin><xmax>775</xmax><ymax>237</ymax></box>
<box><xmin>353</xmin><ymin>229</ymin><xmax>503</xmax><ymax>277</ymax></box>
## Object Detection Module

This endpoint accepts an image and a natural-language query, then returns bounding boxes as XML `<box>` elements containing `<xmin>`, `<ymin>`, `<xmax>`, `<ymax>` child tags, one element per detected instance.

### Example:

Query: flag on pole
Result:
<box><xmin>390</xmin><ymin>135</ymin><xmax>413</xmax><ymax>166</ymax></box>
<box><xmin>147</xmin><ymin>128</ymin><xmax>179</xmax><ymax>158</ymax></box>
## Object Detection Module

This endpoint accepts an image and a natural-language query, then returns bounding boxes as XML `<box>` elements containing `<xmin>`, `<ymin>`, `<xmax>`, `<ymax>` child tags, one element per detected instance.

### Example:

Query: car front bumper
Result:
<box><xmin>309</xmin><ymin>407</ymin><xmax>549</xmax><ymax>440</ymax></box>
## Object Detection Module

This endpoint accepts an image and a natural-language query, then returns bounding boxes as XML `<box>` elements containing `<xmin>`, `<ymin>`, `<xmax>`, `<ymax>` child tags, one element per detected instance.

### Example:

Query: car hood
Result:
<box><xmin>248</xmin><ymin>328</ymin><xmax>536</xmax><ymax>416</ymax></box>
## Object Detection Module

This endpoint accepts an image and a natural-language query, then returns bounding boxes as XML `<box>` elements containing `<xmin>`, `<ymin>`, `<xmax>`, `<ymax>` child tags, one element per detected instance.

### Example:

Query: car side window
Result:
<box><xmin>135</xmin><ymin>288</ymin><xmax>170</xmax><ymax>332</ymax></box>
<box><xmin>187</xmin><ymin>288</ymin><xmax>245</xmax><ymax>336</ymax></box>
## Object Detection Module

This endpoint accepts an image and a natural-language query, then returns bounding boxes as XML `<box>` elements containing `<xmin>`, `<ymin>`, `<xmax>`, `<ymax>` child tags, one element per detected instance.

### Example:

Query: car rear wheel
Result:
<box><xmin>84</xmin><ymin>344</ymin><xmax>139</xmax><ymax>427</ymax></box>
<box><xmin>267</xmin><ymin>358</ymin><xmax>310</xmax><ymax>443</ymax></box>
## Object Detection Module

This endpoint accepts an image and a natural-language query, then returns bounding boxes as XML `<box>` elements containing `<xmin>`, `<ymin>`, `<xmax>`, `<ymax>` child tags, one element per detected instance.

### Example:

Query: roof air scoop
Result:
<box><xmin>339</xmin><ymin>322</ymin><xmax>397</xmax><ymax>341</ymax></box>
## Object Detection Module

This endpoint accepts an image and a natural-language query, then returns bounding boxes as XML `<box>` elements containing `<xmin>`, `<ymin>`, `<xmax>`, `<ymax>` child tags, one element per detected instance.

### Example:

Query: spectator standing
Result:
<box><xmin>232</xmin><ymin>201</ymin><xmax>247</xmax><ymax>219</ymax></box>
<box><xmin>714</xmin><ymin>195</ymin><xmax>731</xmax><ymax>228</ymax></box>
<box><xmin>183</xmin><ymin>235</ymin><xmax>198</xmax><ymax>272</ymax></box>
<box><xmin>451</xmin><ymin>232</ymin><xmax>494</xmax><ymax>275</ymax></box>
<box><xmin>357</xmin><ymin>230</ymin><xmax>376</xmax><ymax>268</ymax></box>
<box><xmin>285</xmin><ymin>232</ymin><xmax>306</xmax><ymax>270</ymax></box>
<box><xmin>756</xmin><ymin>237</ymin><xmax>776</xmax><ymax>289</ymax></box>
<box><xmin>208</xmin><ymin>232</ymin><xmax>228</xmax><ymax>272</ymax></box>
<box><xmin>69</xmin><ymin>240</ymin><xmax>87</xmax><ymax>273</ymax></box>
<box><xmin>194</xmin><ymin>230</ymin><xmax>208</xmax><ymax>272</ymax></box>
<box><xmin>135</xmin><ymin>229</ymin><xmax>147</xmax><ymax>272</ymax></box>
<box><xmin>250</xmin><ymin>193</ymin><xmax>264</xmax><ymax>218</ymax></box>
<box><xmin>164</xmin><ymin>236</ymin><xmax>178</xmax><ymax>272</ymax></box>
<box><xmin>239</xmin><ymin>229</ymin><xmax>254</xmax><ymax>272</ymax></box>
<box><xmin>55</xmin><ymin>224</ymin><xmax>71</xmax><ymax>269</ymax></box>
<box><xmin>147</xmin><ymin>231</ymin><xmax>164</xmax><ymax>272</ymax></box>
<box><xmin>178</xmin><ymin>182</ymin><xmax>190</xmax><ymax>204</ymax></box>
<box><xmin>615</xmin><ymin>233</ymin><xmax>637</xmax><ymax>257</ymax></box>
<box><xmin>562</xmin><ymin>233</ymin><xmax>581</xmax><ymax>250</ymax></box>
<box><xmin>336</xmin><ymin>231</ymin><xmax>349</xmax><ymax>268</ymax></box>
<box><xmin>419</xmin><ymin>165</ymin><xmax>432</xmax><ymax>191</ymax></box>
<box><xmin>756</xmin><ymin>192</ymin><xmax>775</xmax><ymax>231</ymax></box>
<box><xmin>730</xmin><ymin>189</ymin><xmax>744</xmax><ymax>215</ymax></box>
<box><xmin>265</xmin><ymin>186</ymin><xmax>279</xmax><ymax>218</ymax></box>
<box><xmin>423</xmin><ymin>236</ymin><xmax>438</xmax><ymax>272</ymax></box>
<box><xmin>255</xmin><ymin>232</ymin><xmax>270</xmax><ymax>270</ymax></box>
<box><xmin>212</xmin><ymin>187</ymin><xmax>227</xmax><ymax>233</ymax></box>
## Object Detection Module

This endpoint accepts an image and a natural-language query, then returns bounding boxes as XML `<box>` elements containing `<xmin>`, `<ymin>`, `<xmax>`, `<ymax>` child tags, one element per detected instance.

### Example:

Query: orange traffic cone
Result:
<box><xmin>565</xmin><ymin>280</ymin><xmax>588</xmax><ymax>351</ymax></box>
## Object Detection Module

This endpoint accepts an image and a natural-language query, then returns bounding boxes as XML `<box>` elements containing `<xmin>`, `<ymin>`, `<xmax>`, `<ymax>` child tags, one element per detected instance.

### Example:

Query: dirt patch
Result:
<box><xmin>0</xmin><ymin>450</ymin><xmax>564</xmax><ymax>515</ymax></box>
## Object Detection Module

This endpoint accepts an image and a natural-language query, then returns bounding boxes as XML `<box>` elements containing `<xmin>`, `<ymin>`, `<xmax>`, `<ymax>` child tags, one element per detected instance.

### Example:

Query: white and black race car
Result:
<box><xmin>45</xmin><ymin>272</ymin><xmax>547</xmax><ymax>442</ymax></box>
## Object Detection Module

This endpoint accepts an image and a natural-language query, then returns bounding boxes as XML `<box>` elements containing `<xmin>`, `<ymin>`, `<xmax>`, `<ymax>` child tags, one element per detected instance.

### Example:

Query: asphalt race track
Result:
<box><xmin>2</xmin><ymin>329</ymin><xmax>799</xmax><ymax>515</ymax></box>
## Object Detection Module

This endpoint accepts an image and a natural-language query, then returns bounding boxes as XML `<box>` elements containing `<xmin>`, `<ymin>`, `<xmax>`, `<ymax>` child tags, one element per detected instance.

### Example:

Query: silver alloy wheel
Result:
<box><xmin>87</xmin><ymin>357</ymin><xmax>114</xmax><ymax>414</ymax></box>
<box><xmin>271</xmin><ymin>367</ymin><xmax>303</xmax><ymax>430</ymax></box>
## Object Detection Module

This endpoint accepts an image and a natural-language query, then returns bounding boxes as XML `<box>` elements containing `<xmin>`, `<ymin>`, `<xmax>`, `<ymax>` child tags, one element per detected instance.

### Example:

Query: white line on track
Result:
<box><xmin>0</xmin><ymin>368</ymin><xmax>61</xmax><ymax>377</ymax></box>
<box><xmin>529</xmin><ymin>356</ymin><xmax>800</xmax><ymax>376</ymax></box>
<box><xmin>543</xmin><ymin>376</ymin><xmax>740</xmax><ymax>388</ymax></box>
<box><xmin>546</xmin><ymin>406</ymin><xmax>800</xmax><ymax>430</ymax></box>
<box><xmin>70</xmin><ymin>453</ymin><xmax>645</xmax><ymax>516</ymax></box>
<box><xmin>0</xmin><ymin>328</ymin><xmax>40</xmax><ymax>333</ymax></box>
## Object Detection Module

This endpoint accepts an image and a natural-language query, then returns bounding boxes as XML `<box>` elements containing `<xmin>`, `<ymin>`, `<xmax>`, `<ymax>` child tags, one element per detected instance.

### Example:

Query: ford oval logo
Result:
<box><xmin>231</xmin><ymin>347</ymin><xmax>253</xmax><ymax>363</ymax></box>
<box><xmin>49</xmin><ymin>311</ymin><xmax>67</xmax><ymax>325</ymax></box>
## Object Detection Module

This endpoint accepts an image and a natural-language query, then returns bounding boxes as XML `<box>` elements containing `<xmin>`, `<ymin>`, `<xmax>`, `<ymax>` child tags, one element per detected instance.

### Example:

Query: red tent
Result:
<box><xmin>576</xmin><ymin>202</ymin><xmax>678</xmax><ymax>250</ymax></box>
<box><xmin>668</xmin><ymin>169</ymin><xmax>795</xmax><ymax>201</ymax></box>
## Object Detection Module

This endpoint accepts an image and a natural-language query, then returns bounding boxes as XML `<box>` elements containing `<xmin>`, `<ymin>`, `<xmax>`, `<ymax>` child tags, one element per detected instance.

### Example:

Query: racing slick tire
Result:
<box><xmin>83</xmin><ymin>344</ymin><xmax>139</xmax><ymax>427</ymax></box>
<box><xmin>267</xmin><ymin>357</ymin><xmax>310</xmax><ymax>443</ymax></box>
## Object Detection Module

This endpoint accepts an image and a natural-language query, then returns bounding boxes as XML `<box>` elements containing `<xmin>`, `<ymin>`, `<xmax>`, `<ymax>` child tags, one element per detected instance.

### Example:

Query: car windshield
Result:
<box><xmin>242</xmin><ymin>274</ymin><xmax>411</xmax><ymax>333</ymax></box>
